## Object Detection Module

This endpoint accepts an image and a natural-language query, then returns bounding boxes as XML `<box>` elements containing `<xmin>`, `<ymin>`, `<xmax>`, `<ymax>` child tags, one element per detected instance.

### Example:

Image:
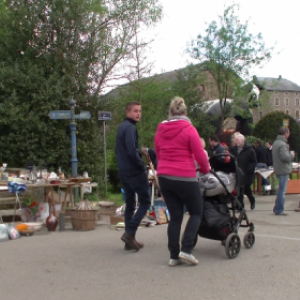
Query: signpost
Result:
<box><xmin>98</xmin><ymin>111</ymin><xmax>112</xmax><ymax>197</ymax></box>
<box><xmin>48</xmin><ymin>99</ymin><xmax>91</xmax><ymax>180</ymax></box>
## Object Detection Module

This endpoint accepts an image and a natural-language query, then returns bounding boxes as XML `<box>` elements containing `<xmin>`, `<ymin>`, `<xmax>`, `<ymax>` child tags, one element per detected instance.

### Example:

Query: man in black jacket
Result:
<box><xmin>115</xmin><ymin>102</ymin><xmax>150</xmax><ymax>251</ymax></box>
<box><xmin>208</xmin><ymin>135</ymin><xmax>225</xmax><ymax>159</ymax></box>
<box><xmin>230</xmin><ymin>133</ymin><xmax>257</xmax><ymax>210</ymax></box>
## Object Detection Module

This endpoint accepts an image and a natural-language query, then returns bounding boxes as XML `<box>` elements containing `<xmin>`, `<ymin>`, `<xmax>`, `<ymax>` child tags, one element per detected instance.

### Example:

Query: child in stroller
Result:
<box><xmin>195</xmin><ymin>153</ymin><xmax>255</xmax><ymax>259</ymax></box>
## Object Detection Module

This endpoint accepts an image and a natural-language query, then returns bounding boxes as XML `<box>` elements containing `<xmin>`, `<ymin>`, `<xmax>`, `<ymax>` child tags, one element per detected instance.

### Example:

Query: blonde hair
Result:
<box><xmin>169</xmin><ymin>96</ymin><xmax>186</xmax><ymax>116</ymax></box>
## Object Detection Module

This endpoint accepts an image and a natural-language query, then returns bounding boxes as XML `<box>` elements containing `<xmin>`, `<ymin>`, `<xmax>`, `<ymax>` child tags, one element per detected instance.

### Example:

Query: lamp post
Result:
<box><xmin>69</xmin><ymin>98</ymin><xmax>78</xmax><ymax>178</ymax></box>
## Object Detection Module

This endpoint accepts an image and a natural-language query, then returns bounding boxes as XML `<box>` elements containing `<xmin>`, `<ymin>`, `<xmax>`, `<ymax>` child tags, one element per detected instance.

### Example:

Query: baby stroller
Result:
<box><xmin>194</xmin><ymin>153</ymin><xmax>255</xmax><ymax>259</ymax></box>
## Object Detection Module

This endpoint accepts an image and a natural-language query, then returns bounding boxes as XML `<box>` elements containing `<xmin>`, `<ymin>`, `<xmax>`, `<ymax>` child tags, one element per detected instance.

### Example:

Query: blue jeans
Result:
<box><xmin>274</xmin><ymin>174</ymin><xmax>289</xmax><ymax>215</ymax></box>
<box><xmin>256</xmin><ymin>163</ymin><xmax>270</xmax><ymax>186</ymax></box>
<box><xmin>120</xmin><ymin>172</ymin><xmax>151</xmax><ymax>235</ymax></box>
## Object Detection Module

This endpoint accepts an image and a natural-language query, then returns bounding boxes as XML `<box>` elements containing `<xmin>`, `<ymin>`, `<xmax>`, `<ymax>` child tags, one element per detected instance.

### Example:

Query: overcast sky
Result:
<box><xmin>148</xmin><ymin>0</ymin><xmax>300</xmax><ymax>86</ymax></box>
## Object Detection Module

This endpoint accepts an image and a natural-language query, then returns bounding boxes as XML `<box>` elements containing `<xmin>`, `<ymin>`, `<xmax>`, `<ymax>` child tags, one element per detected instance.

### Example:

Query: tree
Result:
<box><xmin>253</xmin><ymin>111</ymin><xmax>300</xmax><ymax>153</ymax></box>
<box><xmin>0</xmin><ymin>0</ymin><xmax>162</xmax><ymax>191</ymax></box>
<box><xmin>188</xmin><ymin>3</ymin><xmax>273</xmax><ymax>133</ymax></box>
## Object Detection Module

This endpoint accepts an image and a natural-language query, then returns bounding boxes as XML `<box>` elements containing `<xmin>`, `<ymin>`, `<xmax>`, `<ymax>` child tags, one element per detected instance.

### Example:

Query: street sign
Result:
<box><xmin>48</xmin><ymin>110</ymin><xmax>71</xmax><ymax>119</ymax></box>
<box><xmin>74</xmin><ymin>111</ymin><xmax>91</xmax><ymax>120</ymax></box>
<box><xmin>98</xmin><ymin>111</ymin><xmax>112</xmax><ymax>121</ymax></box>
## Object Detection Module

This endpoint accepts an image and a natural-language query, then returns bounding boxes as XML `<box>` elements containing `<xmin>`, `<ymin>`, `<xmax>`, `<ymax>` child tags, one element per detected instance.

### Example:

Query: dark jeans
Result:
<box><xmin>120</xmin><ymin>172</ymin><xmax>151</xmax><ymax>235</ymax></box>
<box><xmin>238</xmin><ymin>184</ymin><xmax>255</xmax><ymax>206</ymax></box>
<box><xmin>159</xmin><ymin>177</ymin><xmax>202</xmax><ymax>259</ymax></box>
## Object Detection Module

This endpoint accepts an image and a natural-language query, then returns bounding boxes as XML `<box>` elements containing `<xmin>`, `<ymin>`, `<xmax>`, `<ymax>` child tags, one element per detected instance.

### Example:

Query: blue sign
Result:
<box><xmin>98</xmin><ymin>111</ymin><xmax>112</xmax><ymax>121</ymax></box>
<box><xmin>74</xmin><ymin>111</ymin><xmax>91</xmax><ymax>120</ymax></box>
<box><xmin>48</xmin><ymin>110</ymin><xmax>71</xmax><ymax>119</ymax></box>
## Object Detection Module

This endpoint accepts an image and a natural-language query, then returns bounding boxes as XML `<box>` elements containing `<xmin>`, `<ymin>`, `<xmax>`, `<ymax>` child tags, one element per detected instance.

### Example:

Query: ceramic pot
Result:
<box><xmin>46</xmin><ymin>213</ymin><xmax>58</xmax><ymax>231</ymax></box>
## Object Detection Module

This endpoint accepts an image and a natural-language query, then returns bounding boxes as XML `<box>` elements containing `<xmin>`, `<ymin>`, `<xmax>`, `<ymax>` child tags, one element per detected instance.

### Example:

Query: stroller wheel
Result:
<box><xmin>243</xmin><ymin>232</ymin><xmax>255</xmax><ymax>249</ymax></box>
<box><xmin>225</xmin><ymin>233</ymin><xmax>241</xmax><ymax>259</ymax></box>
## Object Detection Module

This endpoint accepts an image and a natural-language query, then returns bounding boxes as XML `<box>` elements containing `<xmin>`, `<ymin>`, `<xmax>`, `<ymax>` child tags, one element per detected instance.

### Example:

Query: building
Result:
<box><xmin>252</xmin><ymin>77</ymin><xmax>300</xmax><ymax>122</ymax></box>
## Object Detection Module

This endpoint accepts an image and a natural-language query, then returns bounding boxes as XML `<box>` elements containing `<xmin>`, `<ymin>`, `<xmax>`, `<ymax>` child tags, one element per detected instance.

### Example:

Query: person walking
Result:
<box><xmin>115</xmin><ymin>102</ymin><xmax>151</xmax><ymax>251</ymax></box>
<box><xmin>230</xmin><ymin>133</ymin><xmax>257</xmax><ymax>210</ymax></box>
<box><xmin>272</xmin><ymin>127</ymin><xmax>295</xmax><ymax>215</ymax></box>
<box><xmin>154</xmin><ymin>96</ymin><xmax>210</xmax><ymax>267</ymax></box>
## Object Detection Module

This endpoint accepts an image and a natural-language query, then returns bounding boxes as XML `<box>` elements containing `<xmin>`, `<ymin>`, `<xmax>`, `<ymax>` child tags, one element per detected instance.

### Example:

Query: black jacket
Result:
<box><xmin>266</xmin><ymin>147</ymin><xmax>273</xmax><ymax>166</ymax></box>
<box><xmin>255</xmin><ymin>145</ymin><xmax>268</xmax><ymax>164</ymax></box>
<box><xmin>115</xmin><ymin>118</ymin><xmax>145</xmax><ymax>177</ymax></box>
<box><xmin>209</xmin><ymin>143</ymin><xmax>225</xmax><ymax>158</ymax></box>
<box><xmin>230</xmin><ymin>143</ymin><xmax>257</xmax><ymax>186</ymax></box>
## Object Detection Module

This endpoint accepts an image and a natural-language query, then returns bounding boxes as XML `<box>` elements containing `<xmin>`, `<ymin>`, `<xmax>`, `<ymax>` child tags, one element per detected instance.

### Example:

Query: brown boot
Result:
<box><xmin>124</xmin><ymin>240</ymin><xmax>144</xmax><ymax>251</ymax></box>
<box><xmin>121</xmin><ymin>232</ymin><xmax>139</xmax><ymax>251</ymax></box>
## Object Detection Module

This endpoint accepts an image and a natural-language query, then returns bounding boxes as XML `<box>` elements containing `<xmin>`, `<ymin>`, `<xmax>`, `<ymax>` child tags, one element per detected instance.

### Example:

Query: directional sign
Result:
<box><xmin>74</xmin><ymin>111</ymin><xmax>91</xmax><ymax>120</ymax></box>
<box><xmin>48</xmin><ymin>110</ymin><xmax>71</xmax><ymax>119</ymax></box>
<box><xmin>98</xmin><ymin>111</ymin><xmax>112</xmax><ymax>121</ymax></box>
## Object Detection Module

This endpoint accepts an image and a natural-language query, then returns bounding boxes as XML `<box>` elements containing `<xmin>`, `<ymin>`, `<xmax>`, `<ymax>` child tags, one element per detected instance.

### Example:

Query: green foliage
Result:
<box><xmin>0</xmin><ymin>0</ymin><xmax>162</xmax><ymax>191</ymax></box>
<box><xmin>253</xmin><ymin>111</ymin><xmax>300</xmax><ymax>151</ymax></box>
<box><xmin>187</xmin><ymin>3</ymin><xmax>273</xmax><ymax>131</ymax></box>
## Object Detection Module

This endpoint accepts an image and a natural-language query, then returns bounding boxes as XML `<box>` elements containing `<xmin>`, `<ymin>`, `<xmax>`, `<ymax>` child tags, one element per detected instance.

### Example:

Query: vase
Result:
<box><xmin>46</xmin><ymin>212</ymin><xmax>58</xmax><ymax>231</ymax></box>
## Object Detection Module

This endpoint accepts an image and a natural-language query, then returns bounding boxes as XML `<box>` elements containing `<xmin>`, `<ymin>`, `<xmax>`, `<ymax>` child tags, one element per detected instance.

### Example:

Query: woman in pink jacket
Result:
<box><xmin>155</xmin><ymin>96</ymin><xmax>210</xmax><ymax>267</ymax></box>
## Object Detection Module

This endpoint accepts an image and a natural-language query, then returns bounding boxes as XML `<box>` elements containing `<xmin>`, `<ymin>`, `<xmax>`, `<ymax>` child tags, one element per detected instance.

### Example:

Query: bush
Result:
<box><xmin>253</xmin><ymin>111</ymin><xmax>300</xmax><ymax>151</ymax></box>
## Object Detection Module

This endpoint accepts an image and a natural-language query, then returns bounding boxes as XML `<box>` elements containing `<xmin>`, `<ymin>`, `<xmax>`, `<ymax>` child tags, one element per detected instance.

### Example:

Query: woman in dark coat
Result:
<box><xmin>230</xmin><ymin>134</ymin><xmax>257</xmax><ymax>210</ymax></box>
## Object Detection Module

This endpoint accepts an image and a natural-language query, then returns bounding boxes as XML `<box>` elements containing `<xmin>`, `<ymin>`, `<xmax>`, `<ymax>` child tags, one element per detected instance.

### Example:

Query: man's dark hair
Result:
<box><xmin>278</xmin><ymin>127</ymin><xmax>289</xmax><ymax>136</ymax></box>
<box><xmin>126</xmin><ymin>102</ymin><xmax>141</xmax><ymax>111</ymax></box>
<box><xmin>209</xmin><ymin>135</ymin><xmax>219</xmax><ymax>143</ymax></box>
<box><xmin>256</xmin><ymin>139</ymin><xmax>262</xmax><ymax>146</ymax></box>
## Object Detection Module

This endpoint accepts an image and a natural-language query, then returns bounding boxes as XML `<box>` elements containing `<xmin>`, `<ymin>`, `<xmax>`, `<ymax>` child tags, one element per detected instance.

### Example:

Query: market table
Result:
<box><xmin>253</xmin><ymin>165</ymin><xmax>300</xmax><ymax>195</ymax></box>
<box><xmin>252</xmin><ymin>168</ymin><xmax>274</xmax><ymax>195</ymax></box>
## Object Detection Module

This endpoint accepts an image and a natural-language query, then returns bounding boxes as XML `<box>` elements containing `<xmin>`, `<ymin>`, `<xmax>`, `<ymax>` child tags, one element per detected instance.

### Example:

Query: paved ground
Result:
<box><xmin>1</xmin><ymin>194</ymin><xmax>300</xmax><ymax>300</ymax></box>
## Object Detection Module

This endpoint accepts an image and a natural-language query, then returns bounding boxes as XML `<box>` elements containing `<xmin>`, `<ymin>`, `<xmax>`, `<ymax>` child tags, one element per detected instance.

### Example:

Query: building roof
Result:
<box><xmin>255</xmin><ymin>77</ymin><xmax>300</xmax><ymax>92</ymax></box>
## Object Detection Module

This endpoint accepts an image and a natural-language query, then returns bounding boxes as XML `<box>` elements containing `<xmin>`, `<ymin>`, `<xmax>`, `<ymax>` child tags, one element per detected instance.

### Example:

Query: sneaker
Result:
<box><xmin>178</xmin><ymin>251</ymin><xmax>198</xmax><ymax>265</ymax></box>
<box><xmin>168</xmin><ymin>259</ymin><xmax>182</xmax><ymax>267</ymax></box>
<box><xmin>274</xmin><ymin>211</ymin><xmax>288</xmax><ymax>216</ymax></box>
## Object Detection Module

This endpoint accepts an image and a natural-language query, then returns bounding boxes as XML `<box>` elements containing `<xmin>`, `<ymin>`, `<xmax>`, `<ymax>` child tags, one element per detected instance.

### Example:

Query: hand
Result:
<box><xmin>141</xmin><ymin>147</ymin><xmax>148</xmax><ymax>155</ymax></box>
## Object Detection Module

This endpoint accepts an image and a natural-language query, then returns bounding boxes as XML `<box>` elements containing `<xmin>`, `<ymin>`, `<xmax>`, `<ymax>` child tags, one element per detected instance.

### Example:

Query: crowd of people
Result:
<box><xmin>115</xmin><ymin>97</ymin><xmax>296</xmax><ymax>266</ymax></box>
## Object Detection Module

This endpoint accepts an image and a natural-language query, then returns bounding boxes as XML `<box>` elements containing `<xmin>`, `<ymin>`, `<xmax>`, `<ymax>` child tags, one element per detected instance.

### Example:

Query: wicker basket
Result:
<box><xmin>70</xmin><ymin>209</ymin><xmax>99</xmax><ymax>231</ymax></box>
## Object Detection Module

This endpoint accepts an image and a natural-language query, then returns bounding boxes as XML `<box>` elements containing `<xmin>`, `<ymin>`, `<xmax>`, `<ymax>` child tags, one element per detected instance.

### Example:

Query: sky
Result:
<box><xmin>147</xmin><ymin>0</ymin><xmax>300</xmax><ymax>86</ymax></box>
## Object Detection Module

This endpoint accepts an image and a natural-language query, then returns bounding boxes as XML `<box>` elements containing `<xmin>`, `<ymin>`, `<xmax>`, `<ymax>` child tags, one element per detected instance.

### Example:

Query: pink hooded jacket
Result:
<box><xmin>154</xmin><ymin>118</ymin><xmax>210</xmax><ymax>178</ymax></box>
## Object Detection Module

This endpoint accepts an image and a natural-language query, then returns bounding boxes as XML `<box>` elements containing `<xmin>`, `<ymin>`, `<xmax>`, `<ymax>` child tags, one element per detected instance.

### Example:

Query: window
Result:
<box><xmin>296</xmin><ymin>93</ymin><xmax>299</xmax><ymax>96</ymax></box>
<box><xmin>296</xmin><ymin>99</ymin><xmax>299</xmax><ymax>106</ymax></box>
<box><xmin>285</xmin><ymin>110</ymin><xmax>289</xmax><ymax>115</ymax></box>
<box><xmin>285</xmin><ymin>92</ymin><xmax>288</xmax><ymax>95</ymax></box>
<box><xmin>285</xmin><ymin>98</ymin><xmax>289</xmax><ymax>106</ymax></box>
<box><xmin>274</xmin><ymin>98</ymin><xmax>279</xmax><ymax>106</ymax></box>
<box><xmin>259</xmin><ymin>111</ymin><xmax>263</xmax><ymax>119</ymax></box>
<box><xmin>296</xmin><ymin>110</ymin><xmax>300</xmax><ymax>118</ymax></box>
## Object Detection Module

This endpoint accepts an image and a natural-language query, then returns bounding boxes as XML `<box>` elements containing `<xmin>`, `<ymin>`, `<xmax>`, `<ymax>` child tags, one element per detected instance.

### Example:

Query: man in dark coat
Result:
<box><xmin>208</xmin><ymin>135</ymin><xmax>225</xmax><ymax>164</ymax></box>
<box><xmin>230</xmin><ymin>133</ymin><xmax>257</xmax><ymax>210</ymax></box>
<box><xmin>115</xmin><ymin>102</ymin><xmax>151</xmax><ymax>251</ymax></box>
